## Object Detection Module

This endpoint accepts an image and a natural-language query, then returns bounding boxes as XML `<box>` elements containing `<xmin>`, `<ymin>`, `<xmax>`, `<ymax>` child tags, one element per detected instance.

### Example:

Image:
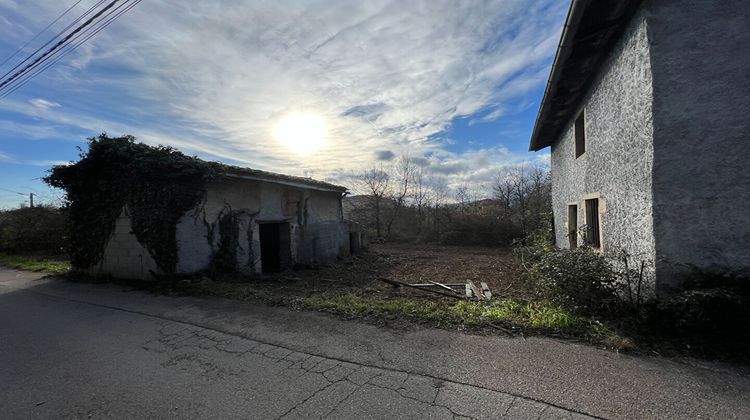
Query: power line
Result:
<box><xmin>0</xmin><ymin>187</ymin><xmax>25</xmax><ymax>196</ymax></box>
<box><xmin>0</xmin><ymin>0</ymin><xmax>122</xmax><ymax>91</ymax></box>
<box><xmin>0</xmin><ymin>0</ymin><xmax>141</xmax><ymax>98</ymax></box>
<box><xmin>0</xmin><ymin>0</ymin><xmax>108</xmax><ymax>83</ymax></box>
<box><xmin>0</xmin><ymin>0</ymin><xmax>142</xmax><ymax>98</ymax></box>
<box><xmin>0</xmin><ymin>0</ymin><xmax>85</xmax><ymax>69</ymax></box>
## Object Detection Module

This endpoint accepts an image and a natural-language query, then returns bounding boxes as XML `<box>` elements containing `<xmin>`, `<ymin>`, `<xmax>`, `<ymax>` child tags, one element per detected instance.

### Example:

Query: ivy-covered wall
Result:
<box><xmin>46</xmin><ymin>135</ymin><xmax>350</xmax><ymax>280</ymax></box>
<box><xmin>45</xmin><ymin>134</ymin><xmax>217</xmax><ymax>275</ymax></box>
<box><xmin>170</xmin><ymin>178</ymin><xmax>349</xmax><ymax>278</ymax></box>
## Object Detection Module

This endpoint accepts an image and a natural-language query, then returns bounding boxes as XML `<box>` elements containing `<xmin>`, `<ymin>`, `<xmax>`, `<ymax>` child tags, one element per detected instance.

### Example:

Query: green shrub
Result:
<box><xmin>643</xmin><ymin>284</ymin><xmax>750</xmax><ymax>361</ymax></box>
<box><xmin>0</xmin><ymin>206</ymin><xmax>66</xmax><ymax>254</ymax></box>
<box><xmin>527</xmin><ymin>247</ymin><xmax>619</xmax><ymax>314</ymax></box>
<box><xmin>44</xmin><ymin>134</ymin><xmax>217</xmax><ymax>272</ymax></box>
<box><xmin>650</xmin><ymin>288</ymin><xmax>749</xmax><ymax>332</ymax></box>
<box><xmin>512</xmin><ymin>216</ymin><xmax>555</xmax><ymax>266</ymax></box>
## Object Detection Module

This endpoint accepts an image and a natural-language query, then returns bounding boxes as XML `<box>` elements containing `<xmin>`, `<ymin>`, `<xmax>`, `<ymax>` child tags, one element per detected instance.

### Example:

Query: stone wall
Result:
<box><xmin>647</xmin><ymin>0</ymin><xmax>750</xmax><ymax>290</ymax></box>
<box><xmin>550</xmin><ymin>9</ymin><xmax>656</xmax><ymax>293</ymax></box>
<box><xmin>94</xmin><ymin>177</ymin><xmax>349</xmax><ymax>279</ymax></box>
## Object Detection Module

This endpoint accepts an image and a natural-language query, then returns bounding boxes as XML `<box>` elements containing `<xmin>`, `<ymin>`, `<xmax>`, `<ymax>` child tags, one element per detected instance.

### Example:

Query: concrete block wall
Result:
<box><xmin>85</xmin><ymin>208</ymin><xmax>160</xmax><ymax>280</ymax></box>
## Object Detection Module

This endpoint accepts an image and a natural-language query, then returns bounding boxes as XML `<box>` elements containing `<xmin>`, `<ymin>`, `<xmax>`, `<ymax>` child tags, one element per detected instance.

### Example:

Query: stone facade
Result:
<box><xmin>551</xmin><ymin>9</ymin><xmax>657</xmax><ymax>292</ymax></box>
<box><xmin>550</xmin><ymin>0</ymin><xmax>750</xmax><ymax>294</ymax></box>
<box><xmin>648</xmin><ymin>0</ymin><xmax>750</xmax><ymax>291</ymax></box>
<box><xmin>87</xmin><ymin>175</ymin><xmax>349</xmax><ymax>279</ymax></box>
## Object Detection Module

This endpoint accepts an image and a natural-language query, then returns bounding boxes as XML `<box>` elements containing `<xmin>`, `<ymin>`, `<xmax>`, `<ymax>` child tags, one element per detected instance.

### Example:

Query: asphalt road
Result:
<box><xmin>1</xmin><ymin>268</ymin><xmax>748</xmax><ymax>419</ymax></box>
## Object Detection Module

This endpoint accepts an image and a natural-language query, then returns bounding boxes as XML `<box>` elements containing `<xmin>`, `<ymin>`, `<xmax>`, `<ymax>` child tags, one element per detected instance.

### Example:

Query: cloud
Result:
<box><xmin>374</xmin><ymin>150</ymin><xmax>395</xmax><ymax>161</ymax></box>
<box><xmin>28</xmin><ymin>98</ymin><xmax>60</xmax><ymax>110</ymax></box>
<box><xmin>0</xmin><ymin>0</ymin><xmax>566</xmax><ymax>190</ymax></box>
<box><xmin>0</xmin><ymin>149</ymin><xmax>67</xmax><ymax>167</ymax></box>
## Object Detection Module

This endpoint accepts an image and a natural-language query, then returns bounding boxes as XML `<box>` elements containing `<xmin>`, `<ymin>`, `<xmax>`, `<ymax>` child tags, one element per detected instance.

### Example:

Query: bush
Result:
<box><xmin>440</xmin><ymin>215</ymin><xmax>521</xmax><ymax>246</ymax></box>
<box><xmin>527</xmin><ymin>247</ymin><xmax>620</xmax><ymax>315</ymax></box>
<box><xmin>512</xmin><ymin>219</ymin><xmax>555</xmax><ymax>266</ymax></box>
<box><xmin>643</xmin><ymin>284</ymin><xmax>750</xmax><ymax>361</ymax></box>
<box><xmin>651</xmin><ymin>288</ymin><xmax>748</xmax><ymax>331</ymax></box>
<box><xmin>0</xmin><ymin>206</ymin><xmax>66</xmax><ymax>254</ymax></box>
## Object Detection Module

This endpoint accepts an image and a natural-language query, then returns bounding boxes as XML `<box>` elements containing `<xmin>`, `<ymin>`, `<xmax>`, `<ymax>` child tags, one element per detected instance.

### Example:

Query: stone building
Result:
<box><xmin>529</xmin><ymin>0</ymin><xmax>750</xmax><ymax>294</ymax></box>
<box><xmin>88</xmin><ymin>166</ymin><xmax>350</xmax><ymax>280</ymax></box>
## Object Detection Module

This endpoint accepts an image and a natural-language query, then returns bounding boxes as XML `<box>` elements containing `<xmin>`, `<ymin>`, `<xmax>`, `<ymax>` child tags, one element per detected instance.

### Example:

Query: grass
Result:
<box><xmin>163</xmin><ymin>278</ymin><xmax>608</xmax><ymax>340</ymax></box>
<box><xmin>301</xmin><ymin>294</ymin><xmax>607</xmax><ymax>339</ymax></box>
<box><xmin>0</xmin><ymin>253</ymin><xmax>70</xmax><ymax>274</ymax></box>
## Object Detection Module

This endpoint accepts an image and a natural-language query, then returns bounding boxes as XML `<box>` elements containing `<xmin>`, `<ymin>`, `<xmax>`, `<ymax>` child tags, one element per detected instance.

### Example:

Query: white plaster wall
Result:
<box><xmin>551</xmin><ymin>10</ymin><xmax>656</xmax><ymax>292</ymax></box>
<box><xmin>176</xmin><ymin>178</ymin><xmax>264</xmax><ymax>275</ymax></box>
<box><xmin>175</xmin><ymin>178</ymin><xmax>348</xmax><ymax>275</ymax></box>
<box><xmin>93</xmin><ymin>177</ymin><xmax>349</xmax><ymax>279</ymax></box>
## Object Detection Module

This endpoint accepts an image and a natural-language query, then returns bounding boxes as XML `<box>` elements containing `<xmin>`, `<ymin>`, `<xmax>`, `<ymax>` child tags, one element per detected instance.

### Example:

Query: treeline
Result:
<box><xmin>344</xmin><ymin>157</ymin><xmax>551</xmax><ymax>246</ymax></box>
<box><xmin>0</xmin><ymin>205</ymin><xmax>66</xmax><ymax>254</ymax></box>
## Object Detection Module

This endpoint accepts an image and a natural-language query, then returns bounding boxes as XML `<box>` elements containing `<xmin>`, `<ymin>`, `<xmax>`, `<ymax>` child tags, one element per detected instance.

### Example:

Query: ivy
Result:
<box><xmin>212</xmin><ymin>209</ymin><xmax>240</xmax><ymax>274</ymax></box>
<box><xmin>44</xmin><ymin>134</ymin><xmax>217</xmax><ymax>273</ymax></box>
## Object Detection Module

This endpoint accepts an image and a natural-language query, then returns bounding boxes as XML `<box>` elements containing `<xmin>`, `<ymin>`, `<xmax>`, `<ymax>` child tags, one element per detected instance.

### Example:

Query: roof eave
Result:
<box><xmin>528</xmin><ymin>0</ymin><xmax>644</xmax><ymax>152</ymax></box>
<box><xmin>529</xmin><ymin>0</ymin><xmax>588</xmax><ymax>152</ymax></box>
<box><xmin>221</xmin><ymin>172</ymin><xmax>348</xmax><ymax>194</ymax></box>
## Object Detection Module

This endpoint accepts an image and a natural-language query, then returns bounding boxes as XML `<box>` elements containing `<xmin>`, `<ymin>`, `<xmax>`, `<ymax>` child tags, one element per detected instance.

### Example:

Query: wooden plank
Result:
<box><xmin>480</xmin><ymin>282</ymin><xmax>492</xmax><ymax>300</ymax></box>
<box><xmin>467</xmin><ymin>280</ymin><xmax>482</xmax><ymax>301</ymax></box>
<box><xmin>427</xmin><ymin>280</ymin><xmax>459</xmax><ymax>293</ymax></box>
<box><xmin>378</xmin><ymin>278</ymin><xmax>464</xmax><ymax>300</ymax></box>
<box><xmin>411</xmin><ymin>283</ymin><xmax>466</xmax><ymax>288</ymax></box>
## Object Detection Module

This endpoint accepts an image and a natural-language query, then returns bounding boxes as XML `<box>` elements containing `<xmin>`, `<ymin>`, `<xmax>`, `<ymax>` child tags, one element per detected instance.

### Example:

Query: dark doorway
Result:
<box><xmin>259</xmin><ymin>222</ymin><xmax>291</xmax><ymax>273</ymax></box>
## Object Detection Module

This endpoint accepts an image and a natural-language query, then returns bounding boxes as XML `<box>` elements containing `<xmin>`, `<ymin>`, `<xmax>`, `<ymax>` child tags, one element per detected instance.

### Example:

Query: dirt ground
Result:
<box><xmin>261</xmin><ymin>243</ymin><xmax>529</xmax><ymax>301</ymax></box>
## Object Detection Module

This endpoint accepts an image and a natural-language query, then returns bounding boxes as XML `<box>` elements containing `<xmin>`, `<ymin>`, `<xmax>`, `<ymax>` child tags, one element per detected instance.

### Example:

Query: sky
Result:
<box><xmin>0</xmin><ymin>0</ymin><xmax>567</xmax><ymax>209</ymax></box>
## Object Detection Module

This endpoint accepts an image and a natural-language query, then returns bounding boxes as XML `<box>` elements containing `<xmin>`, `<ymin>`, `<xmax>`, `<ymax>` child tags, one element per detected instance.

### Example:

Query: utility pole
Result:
<box><xmin>29</xmin><ymin>192</ymin><xmax>34</xmax><ymax>208</ymax></box>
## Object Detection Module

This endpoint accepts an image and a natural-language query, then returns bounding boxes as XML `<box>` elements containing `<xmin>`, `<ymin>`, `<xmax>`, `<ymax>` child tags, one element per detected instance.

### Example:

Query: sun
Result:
<box><xmin>273</xmin><ymin>112</ymin><xmax>327</xmax><ymax>155</ymax></box>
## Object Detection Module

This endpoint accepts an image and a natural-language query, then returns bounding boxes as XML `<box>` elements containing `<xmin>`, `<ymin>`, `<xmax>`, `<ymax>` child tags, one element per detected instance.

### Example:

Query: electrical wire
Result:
<box><xmin>0</xmin><ymin>0</ymin><xmax>85</xmax><ymax>69</ymax></box>
<box><xmin>0</xmin><ymin>0</ymin><xmax>108</xmax><ymax>83</ymax></box>
<box><xmin>0</xmin><ymin>187</ymin><xmax>25</xmax><ymax>196</ymax></box>
<box><xmin>0</xmin><ymin>0</ymin><xmax>142</xmax><ymax>98</ymax></box>
<box><xmin>0</xmin><ymin>0</ymin><xmax>122</xmax><ymax>92</ymax></box>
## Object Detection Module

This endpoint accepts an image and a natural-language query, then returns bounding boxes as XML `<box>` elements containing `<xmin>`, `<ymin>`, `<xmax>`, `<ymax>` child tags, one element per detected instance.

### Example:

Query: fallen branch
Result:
<box><xmin>410</xmin><ymin>283</ymin><xmax>466</xmax><ymax>288</ymax></box>
<box><xmin>378</xmin><ymin>277</ymin><xmax>464</xmax><ymax>300</ymax></box>
<box><xmin>427</xmin><ymin>280</ymin><xmax>462</xmax><ymax>294</ymax></box>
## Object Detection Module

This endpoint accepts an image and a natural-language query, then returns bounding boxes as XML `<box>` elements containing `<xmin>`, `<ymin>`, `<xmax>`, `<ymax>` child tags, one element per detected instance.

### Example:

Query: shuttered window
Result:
<box><xmin>585</xmin><ymin>198</ymin><xmax>600</xmax><ymax>248</ymax></box>
<box><xmin>568</xmin><ymin>204</ymin><xmax>578</xmax><ymax>249</ymax></box>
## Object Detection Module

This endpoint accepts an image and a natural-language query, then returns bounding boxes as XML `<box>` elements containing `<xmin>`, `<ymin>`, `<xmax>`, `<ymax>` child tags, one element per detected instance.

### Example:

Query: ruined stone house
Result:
<box><xmin>88</xmin><ymin>166</ymin><xmax>350</xmax><ymax>279</ymax></box>
<box><xmin>529</xmin><ymin>0</ymin><xmax>750</xmax><ymax>294</ymax></box>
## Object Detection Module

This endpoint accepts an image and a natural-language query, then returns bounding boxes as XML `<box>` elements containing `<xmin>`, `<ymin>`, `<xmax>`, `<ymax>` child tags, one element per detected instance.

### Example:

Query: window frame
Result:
<box><xmin>567</xmin><ymin>204</ymin><xmax>578</xmax><ymax>249</ymax></box>
<box><xmin>584</xmin><ymin>197</ymin><xmax>601</xmax><ymax>249</ymax></box>
<box><xmin>574</xmin><ymin>111</ymin><xmax>586</xmax><ymax>158</ymax></box>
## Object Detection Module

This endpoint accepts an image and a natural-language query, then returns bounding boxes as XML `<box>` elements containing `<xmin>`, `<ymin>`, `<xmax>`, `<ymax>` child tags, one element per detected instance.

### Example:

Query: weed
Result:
<box><xmin>298</xmin><ymin>293</ymin><xmax>603</xmax><ymax>338</ymax></box>
<box><xmin>0</xmin><ymin>253</ymin><xmax>70</xmax><ymax>274</ymax></box>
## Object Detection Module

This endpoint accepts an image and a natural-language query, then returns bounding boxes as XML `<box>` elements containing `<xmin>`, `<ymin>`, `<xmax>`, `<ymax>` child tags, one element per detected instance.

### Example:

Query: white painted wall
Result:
<box><xmin>93</xmin><ymin>176</ymin><xmax>349</xmax><ymax>279</ymax></box>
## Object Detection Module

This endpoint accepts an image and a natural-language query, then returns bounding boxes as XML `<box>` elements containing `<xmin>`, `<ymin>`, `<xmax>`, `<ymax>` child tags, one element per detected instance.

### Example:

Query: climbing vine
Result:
<box><xmin>44</xmin><ymin>134</ymin><xmax>218</xmax><ymax>273</ymax></box>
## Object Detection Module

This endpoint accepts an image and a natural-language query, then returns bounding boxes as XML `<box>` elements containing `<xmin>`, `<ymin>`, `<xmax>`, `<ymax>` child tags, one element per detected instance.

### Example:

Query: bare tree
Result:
<box><xmin>491</xmin><ymin>163</ymin><xmax>551</xmax><ymax>235</ymax></box>
<box><xmin>384</xmin><ymin>155</ymin><xmax>415</xmax><ymax>237</ymax></box>
<box><xmin>454</xmin><ymin>184</ymin><xmax>472</xmax><ymax>221</ymax></box>
<box><xmin>411</xmin><ymin>165</ymin><xmax>430</xmax><ymax>238</ymax></box>
<box><xmin>429</xmin><ymin>176</ymin><xmax>449</xmax><ymax>237</ymax></box>
<box><xmin>361</xmin><ymin>167</ymin><xmax>390</xmax><ymax>237</ymax></box>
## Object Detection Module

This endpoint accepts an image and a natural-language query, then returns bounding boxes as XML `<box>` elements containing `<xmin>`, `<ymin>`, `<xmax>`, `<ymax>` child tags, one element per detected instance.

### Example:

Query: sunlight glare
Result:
<box><xmin>273</xmin><ymin>112</ymin><xmax>327</xmax><ymax>155</ymax></box>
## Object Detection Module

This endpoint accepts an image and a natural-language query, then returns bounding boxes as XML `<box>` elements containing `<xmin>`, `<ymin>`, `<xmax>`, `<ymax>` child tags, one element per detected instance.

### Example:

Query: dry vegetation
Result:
<box><xmin>254</xmin><ymin>243</ymin><xmax>529</xmax><ymax>301</ymax></box>
<box><xmin>175</xmin><ymin>243</ymin><xmax>608</xmax><ymax>342</ymax></box>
